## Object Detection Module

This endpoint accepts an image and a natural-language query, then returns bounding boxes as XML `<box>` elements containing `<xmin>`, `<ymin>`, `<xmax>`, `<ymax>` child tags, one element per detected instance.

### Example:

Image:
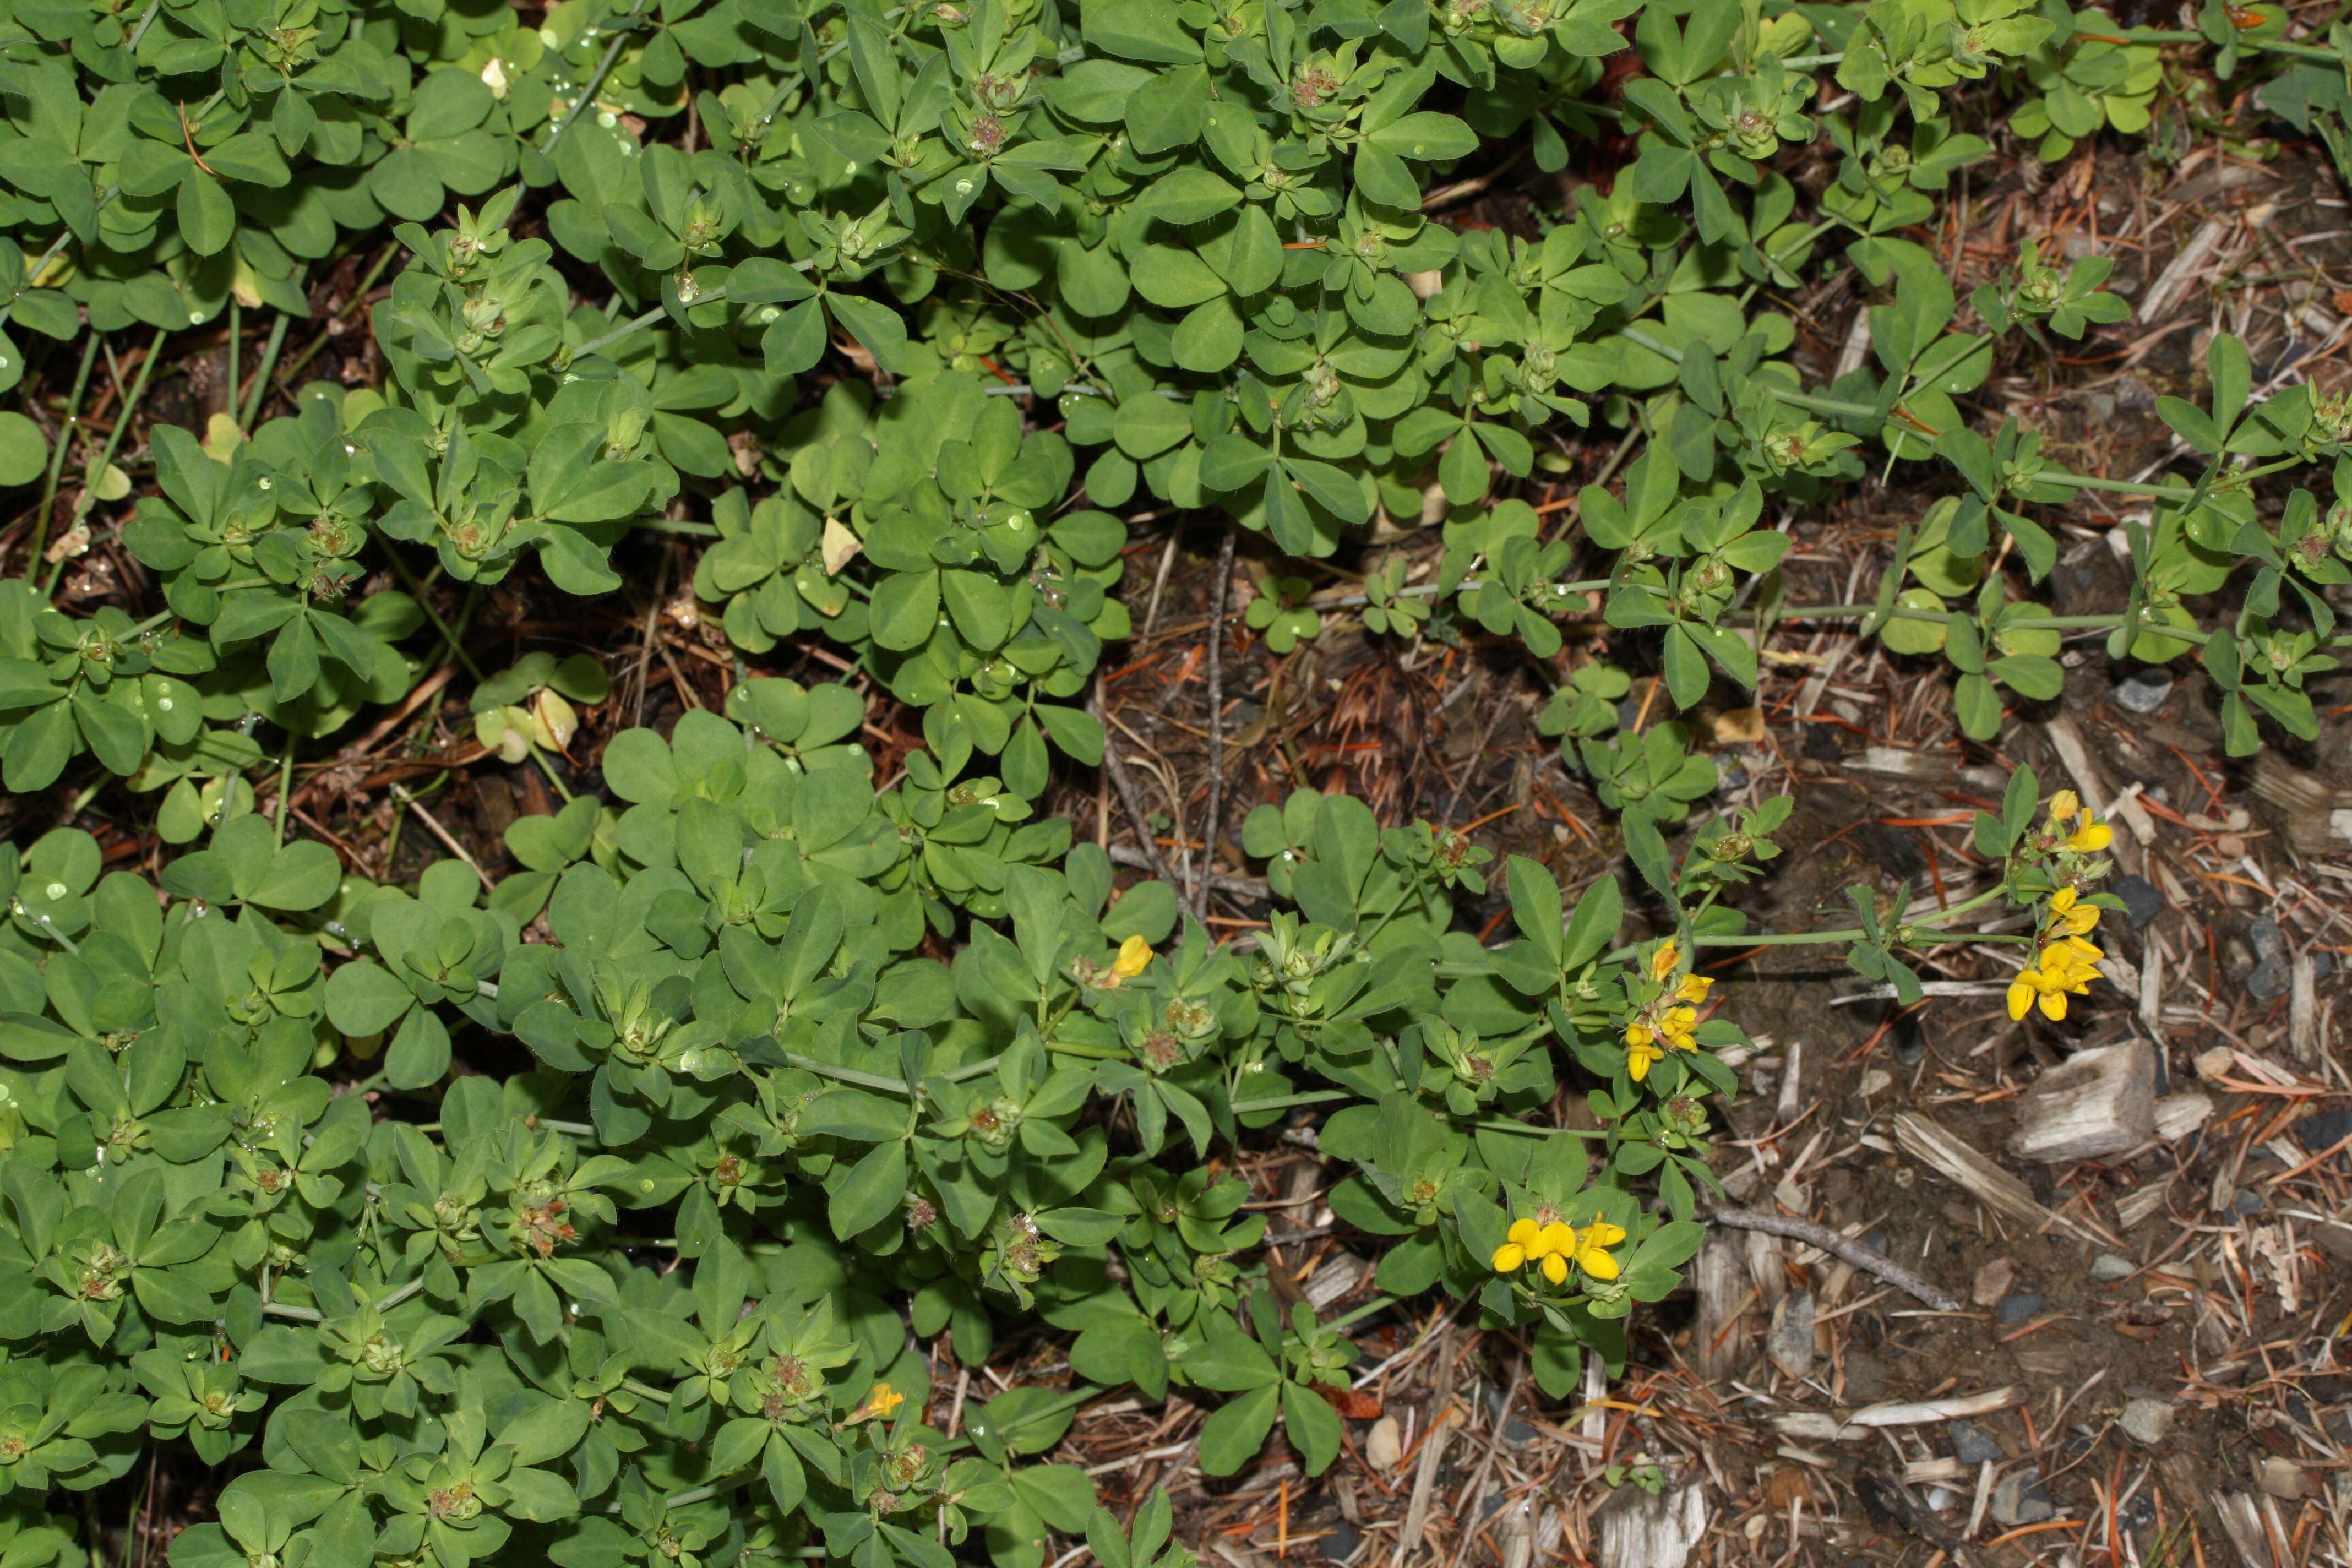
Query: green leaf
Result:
<box><xmin>1141</xmin><ymin>166</ymin><xmax>1240</xmax><ymax>225</ymax></box>
<box><xmin>325</xmin><ymin>960</ymin><xmax>415</xmax><ymax>1035</ymax></box>
<box><xmin>1080</xmin><ymin>0</ymin><xmax>1200</xmax><ymax>62</ymax></box>
<box><xmin>829</xmin><ymin>1139</ymin><xmax>908</xmax><ymax>1238</ymax></box>
<box><xmin>1195</xmin><ymin>1384</ymin><xmax>1280</xmax><ymax>1475</ymax></box>
<box><xmin>0</xmin><ymin>411</ymin><xmax>47</xmax><ymax>486</ymax></box>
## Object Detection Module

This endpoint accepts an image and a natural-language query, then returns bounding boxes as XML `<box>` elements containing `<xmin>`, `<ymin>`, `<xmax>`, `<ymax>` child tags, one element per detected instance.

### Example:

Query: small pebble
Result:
<box><xmin>1364</xmin><ymin>1415</ymin><xmax>1401</xmax><ymax>1471</ymax></box>
<box><xmin>1948</xmin><ymin>1419</ymin><xmax>2004</xmax><ymax>1466</ymax></box>
<box><xmin>1321</xmin><ymin>1522</ymin><xmax>1359</xmax><ymax>1564</ymax></box>
<box><xmin>2245</xmin><ymin>955</ymin><xmax>2291</xmax><ymax>1001</ymax></box>
<box><xmin>2234</xmin><ymin>1190</ymin><xmax>2264</xmax><ymax>1217</ymax></box>
<box><xmin>2296</xmin><ymin>1106</ymin><xmax>2352</xmax><ymax>1161</ymax></box>
<box><xmin>2111</xmin><ymin>874</ymin><xmax>2165</xmax><ymax>929</ymax></box>
<box><xmin>2120</xmin><ymin>1397</ymin><xmax>2173</xmax><ymax>1446</ymax></box>
<box><xmin>1991</xmin><ymin>1466</ymin><xmax>2057</xmax><ymax>1527</ymax></box>
<box><xmin>2250</xmin><ymin>914</ymin><xmax>2287</xmax><ymax>963</ymax></box>
<box><xmin>2113</xmin><ymin>671</ymin><xmax>2172</xmax><ymax>714</ymax></box>
<box><xmin>2258</xmin><ymin>1457</ymin><xmax>2308</xmax><ymax>1500</ymax></box>
<box><xmin>2090</xmin><ymin>1254</ymin><xmax>2136</xmax><ymax>1283</ymax></box>
<box><xmin>1996</xmin><ymin>1292</ymin><xmax>2043</xmax><ymax>1325</ymax></box>
<box><xmin>1768</xmin><ymin>1289</ymin><xmax>1817</xmax><ymax>1380</ymax></box>
<box><xmin>1972</xmin><ymin>1257</ymin><xmax>2017</xmax><ymax>1308</ymax></box>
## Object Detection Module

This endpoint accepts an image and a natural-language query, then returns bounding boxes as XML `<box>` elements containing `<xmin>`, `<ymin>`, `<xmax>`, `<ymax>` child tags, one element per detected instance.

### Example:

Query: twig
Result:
<box><xmin>1090</xmin><ymin>689</ymin><xmax>1188</xmax><ymax>903</ymax></box>
<box><xmin>389</xmin><ymin>782</ymin><xmax>494</xmax><ymax>893</ymax></box>
<box><xmin>1199</xmin><ymin>526</ymin><xmax>1235</xmax><ymax>917</ymax></box>
<box><xmin>629</xmin><ymin>543</ymin><xmax>672</xmax><ymax>726</ymax></box>
<box><xmin>1703</xmin><ymin>1205</ymin><xmax>1962</xmax><ymax>1311</ymax></box>
<box><xmin>1105</xmin><ymin>842</ymin><xmax>1268</xmax><ymax>901</ymax></box>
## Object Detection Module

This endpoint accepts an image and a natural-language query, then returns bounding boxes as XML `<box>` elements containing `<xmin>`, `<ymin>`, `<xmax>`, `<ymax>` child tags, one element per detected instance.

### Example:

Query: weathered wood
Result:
<box><xmin>1893</xmin><ymin>1112</ymin><xmax>2100</xmax><ymax>1242</ymax></box>
<box><xmin>2008</xmin><ymin>1041</ymin><xmax>2157</xmax><ymax>1163</ymax></box>
<box><xmin>1692</xmin><ymin>1233</ymin><xmax>1750</xmax><ymax>1380</ymax></box>
<box><xmin>1597</xmin><ymin>1482</ymin><xmax>1708</xmax><ymax>1568</ymax></box>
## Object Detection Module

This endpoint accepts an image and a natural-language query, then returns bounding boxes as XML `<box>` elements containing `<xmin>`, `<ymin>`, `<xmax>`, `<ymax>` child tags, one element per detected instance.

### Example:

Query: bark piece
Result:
<box><xmin>2008</xmin><ymin>1041</ymin><xmax>2157</xmax><ymax>1163</ymax></box>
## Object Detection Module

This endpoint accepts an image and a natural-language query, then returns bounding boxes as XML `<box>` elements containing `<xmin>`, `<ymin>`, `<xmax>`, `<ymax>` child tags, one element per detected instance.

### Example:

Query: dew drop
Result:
<box><xmin>43</xmin><ymin>883</ymin><xmax>67</xmax><ymax>901</ymax></box>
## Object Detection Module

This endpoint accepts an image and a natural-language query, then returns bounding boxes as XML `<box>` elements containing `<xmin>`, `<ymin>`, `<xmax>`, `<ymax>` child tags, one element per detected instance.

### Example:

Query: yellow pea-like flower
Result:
<box><xmin>1650</xmin><ymin>940</ymin><xmax>1679</xmax><ymax>982</ymax></box>
<box><xmin>1113</xmin><ymin>935</ymin><xmax>1153</xmax><ymax>978</ymax></box>
<box><xmin>1536</xmin><ymin>1221</ymin><xmax>1575</xmax><ymax>1258</ymax></box>
<box><xmin>1491</xmin><ymin>1240</ymin><xmax>1527</xmax><ymax>1272</ymax></box>
<box><xmin>2049</xmin><ymin>886</ymin><xmax>2101</xmax><ymax>936</ymax></box>
<box><xmin>1571</xmin><ymin>1218</ymin><xmax>1627</xmax><ymax>1280</ymax></box>
<box><xmin>2060</xmin><ymin>811</ymin><xmax>2113</xmax><ymax>853</ymax></box>
<box><xmin>2048</xmin><ymin>789</ymin><xmax>2080</xmax><ymax>824</ymax></box>
<box><xmin>1626</xmin><ymin>1034</ymin><xmax>1665</xmax><ymax>1081</ymax></box>
<box><xmin>1675</xmin><ymin>973</ymin><xmax>1714</xmax><ymax>1004</ymax></box>
<box><xmin>1539</xmin><ymin>1252</ymin><xmax>1569</xmax><ymax>1285</ymax></box>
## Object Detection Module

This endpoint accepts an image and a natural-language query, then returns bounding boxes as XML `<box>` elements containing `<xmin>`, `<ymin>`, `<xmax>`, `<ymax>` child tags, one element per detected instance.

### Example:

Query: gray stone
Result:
<box><xmin>2112</xmin><ymin>875</ymin><xmax>2165</xmax><ymax>929</ymax></box>
<box><xmin>1322</xmin><ymin>1521</ymin><xmax>1360</xmax><ymax>1564</ymax></box>
<box><xmin>2246</xmin><ymin>955</ymin><xmax>2291</xmax><ymax>1001</ymax></box>
<box><xmin>2120</xmin><ymin>1398</ymin><xmax>2174</xmax><ymax>1446</ymax></box>
<box><xmin>1996</xmin><ymin>1292</ymin><xmax>2043</xmax><ymax>1325</ymax></box>
<box><xmin>2090</xmin><ymin>1254</ymin><xmax>2136</xmax><ymax>1282</ymax></box>
<box><xmin>1948</xmin><ymin>1420</ymin><xmax>2003</xmax><ymax>1466</ymax></box>
<box><xmin>1768</xmin><ymin>1289</ymin><xmax>1816</xmax><ymax>1380</ymax></box>
<box><xmin>2114</xmin><ymin>672</ymin><xmax>2173</xmax><ymax>714</ymax></box>
<box><xmin>2251</xmin><ymin>914</ymin><xmax>2287</xmax><ymax>963</ymax></box>
<box><xmin>2234</xmin><ymin>1190</ymin><xmax>2265</xmax><ymax>1217</ymax></box>
<box><xmin>1991</xmin><ymin>1467</ymin><xmax>2057</xmax><ymax>1528</ymax></box>
<box><xmin>2297</xmin><ymin>1106</ymin><xmax>2352</xmax><ymax>1162</ymax></box>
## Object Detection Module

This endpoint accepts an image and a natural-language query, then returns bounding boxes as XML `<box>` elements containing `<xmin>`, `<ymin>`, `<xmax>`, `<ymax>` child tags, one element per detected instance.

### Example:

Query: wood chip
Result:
<box><xmin>1597</xmin><ymin>1482</ymin><xmax>1708</xmax><ymax>1568</ymax></box>
<box><xmin>1893</xmin><ymin>1111</ymin><xmax>2099</xmax><ymax>1242</ymax></box>
<box><xmin>2008</xmin><ymin>1041</ymin><xmax>2157</xmax><ymax>1163</ymax></box>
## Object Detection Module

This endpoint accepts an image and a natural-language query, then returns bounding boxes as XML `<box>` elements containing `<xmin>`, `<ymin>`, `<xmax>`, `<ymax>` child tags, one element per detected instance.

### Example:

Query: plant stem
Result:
<box><xmin>1231</xmin><ymin>1088</ymin><xmax>1354</xmax><ymax>1114</ymax></box>
<box><xmin>239</xmin><ymin>308</ymin><xmax>293</xmax><ymax>429</ymax></box>
<box><xmin>29</xmin><ymin>334</ymin><xmax>100</xmax><ymax>567</ymax></box>
<box><xmin>573</xmin><ymin>286</ymin><xmax>738</xmax><ymax>361</ymax></box>
<box><xmin>2119</xmin><ymin>26</ymin><xmax>2338</xmax><ymax>58</ymax></box>
<box><xmin>45</xmin><ymin>326</ymin><xmax>168</xmax><ymax>597</ymax></box>
<box><xmin>543</xmin><ymin>0</ymin><xmax>656</xmax><ymax>157</ymax></box>
<box><xmin>384</xmin><ymin>549</ymin><xmax>485</xmax><ymax>680</ymax></box>
<box><xmin>2029</xmin><ymin>470</ymin><xmax>2198</xmax><ymax>501</ymax></box>
<box><xmin>273</xmin><ymin>743</ymin><xmax>296</xmax><ymax>848</ymax></box>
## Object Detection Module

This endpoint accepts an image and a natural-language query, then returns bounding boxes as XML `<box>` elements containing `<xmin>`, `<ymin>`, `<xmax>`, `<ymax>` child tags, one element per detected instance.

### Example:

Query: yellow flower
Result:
<box><xmin>1495</xmin><ymin>1217</ymin><xmax>1576</xmax><ymax>1277</ymax></box>
<box><xmin>1674</xmin><ymin>973</ymin><xmax>1714</xmax><ymax>1004</ymax></box>
<box><xmin>2049</xmin><ymin>886</ymin><xmax>2100</xmax><ymax>937</ymax></box>
<box><xmin>1569</xmin><ymin>1217</ymin><xmax>1627</xmax><ymax>1280</ymax></box>
<box><xmin>850</xmin><ymin>1382</ymin><xmax>906</xmax><ymax>1422</ymax></box>
<box><xmin>1626</xmin><ymin>1032</ymin><xmax>1664</xmax><ymax>1081</ymax></box>
<box><xmin>1650</xmin><ymin>940</ymin><xmax>1679</xmax><ymax>982</ymax></box>
<box><xmin>2047</xmin><ymin>789</ymin><xmax>2080</xmax><ymax>823</ymax></box>
<box><xmin>1492</xmin><ymin>1217</ymin><xmax>1542</xmax><ymax>1272</ymax></box>
<box><xmin>2006</xmin><ymin>944</ymin><xmax>2097</xmax><ymax>1022</ymax></box>
<box><xmin>2060</xmin><ymin>810</ymin><xmax>2113</xmax><ymax>853</ymax></box>
<box><xmin>1659</xmin><ymin>1006</ymin><xmax>1699</xmax><ymax>1048</ymax></box>
<box><xmin>1113</xmin><ymin>935</ymin><xmax>1153</xmax><ymax>978</ymax></box>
